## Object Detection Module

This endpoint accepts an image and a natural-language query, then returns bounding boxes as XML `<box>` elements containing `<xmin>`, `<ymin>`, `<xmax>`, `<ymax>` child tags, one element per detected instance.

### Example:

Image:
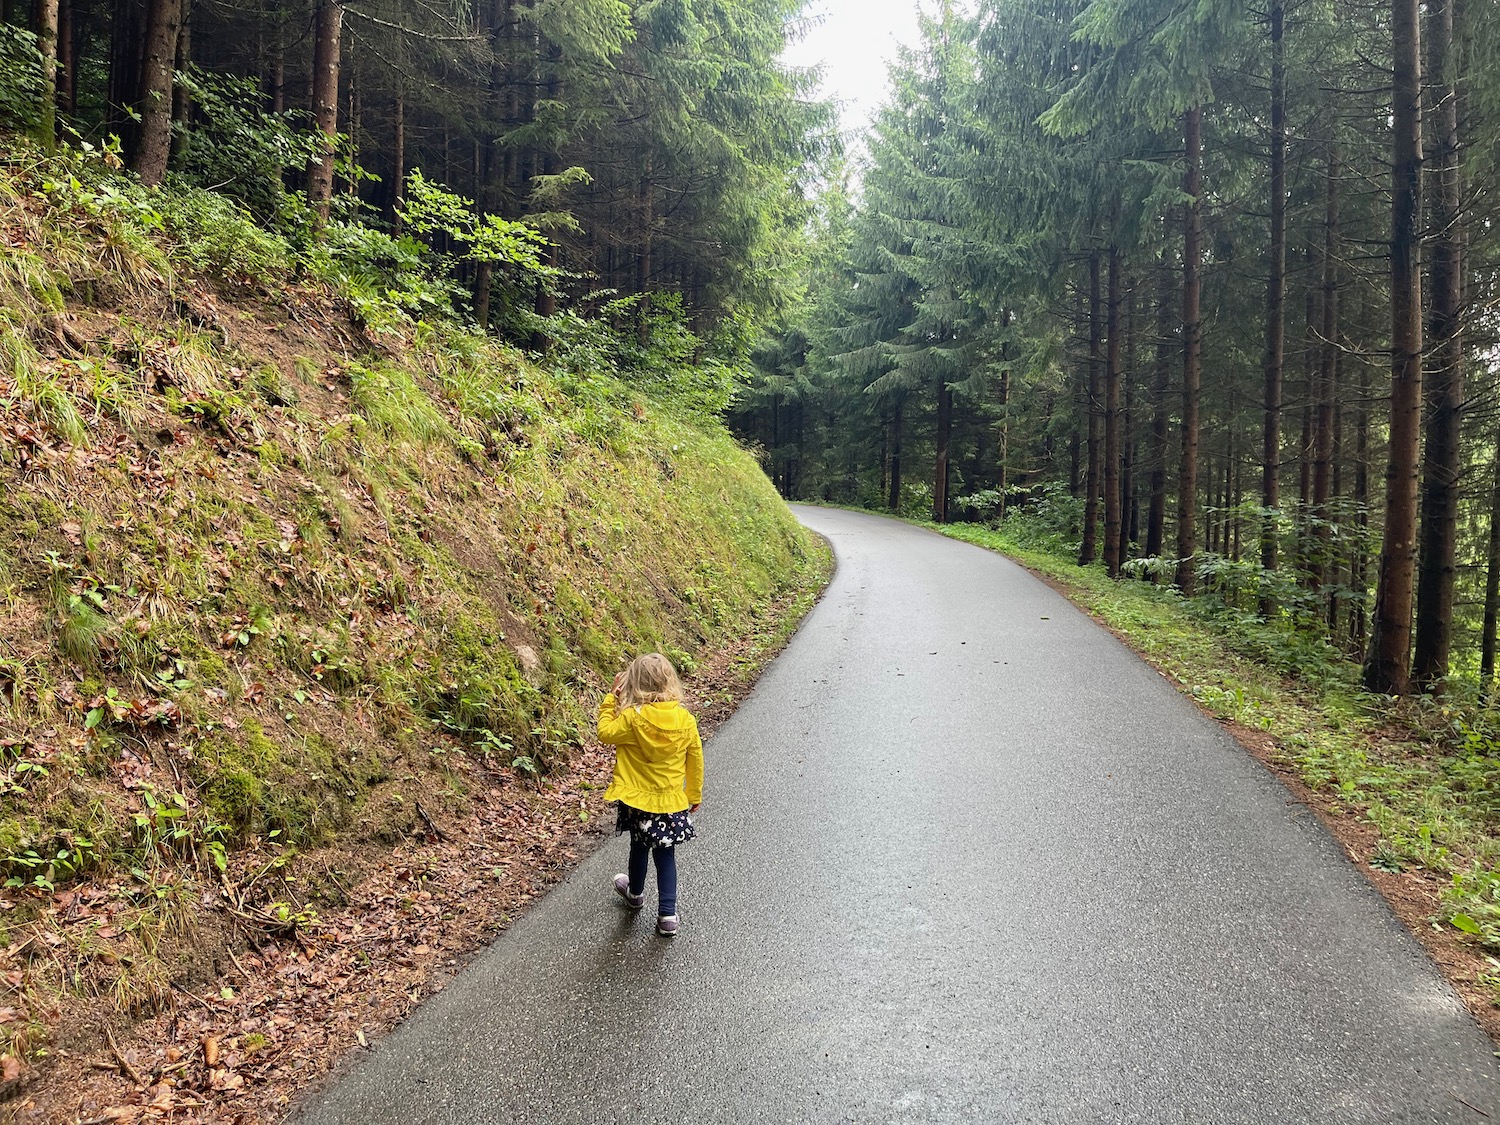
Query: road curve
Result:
<box><xmin>292</xmin><ymin>506</ymin><xmax>1500</xmax><ymax>1124</ymax></box>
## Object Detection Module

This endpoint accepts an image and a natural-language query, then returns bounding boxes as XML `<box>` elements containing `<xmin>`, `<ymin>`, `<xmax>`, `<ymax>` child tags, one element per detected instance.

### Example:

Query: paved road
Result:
<box><xmin>293</xmin><ymin>506</ymin><xmax>1500</xmax><ymax>1124</ymax></box>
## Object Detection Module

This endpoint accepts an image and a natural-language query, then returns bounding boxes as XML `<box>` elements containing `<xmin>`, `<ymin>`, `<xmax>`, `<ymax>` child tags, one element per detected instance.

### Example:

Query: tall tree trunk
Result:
<box><xmin>169</xmin><ymin>0</ymin><xmax>191</xmax><ymax>160</ymax></box>
<box><xmin>33</xmin><ymin>0</ymin><xmax>59</xmax><ymax>149</ymax></box>
<box><xmin>1365</xmin><ymin>0</ymin><xmax>1424</xmax><ymax>694</ymax></box>
<box><xmin>1260</xmin><ymin>0</ymin><xmax>1286</xmax><ymax>616</ymax></box>
<box><xmin>267</xmin><ymin>2</ymin><xmax>285</xmax><ymax>113</ymax></box>
<box><xmin>1147</xmin><ymin>255</ymin><xmax>1172</xmax><ymax>560</ymax></box>
<box><xmin>1482</xmin><ymin>439</ymin><xmax>1500</xmax><ymax>683</ymax></box>
<box><xmin>344</xmin><ymin>49</ymin><xmax>359</xmax><ymax>197</ymax></box>
<box><xmin>1175</xmin><ymin>106</ymin><xmax>1204</xmax><ymax>593</ymax></box>
<box><xmin>633</xmin><ymin>163</ymin><xmax>654</xmax><ymax>346</ymax></box>
<box><xmin>1123</xmin><ymin>282</ymin><xmax>1138</xmax><ymax>551</ymax></box>
<box><xmin>57</xmin><ymin>0</ymin><xmax>75</xmax><ymax>116</ymax></box>
<box><xmin>107</xmin><ymin>0</ymin><xmax>146</xmax><ymax>150</ymax></box>
<box><xmin>131</xmin><ymin>0</ymin><xmax>181</xmax><ymax>186</ymax></box>
<box><xmin>1233</xmin><ymin>435</ymin><xmax>1243</xmax><ymax>561</ymax></box>
<box><xmin>534</xmin><ymin>43</ymin><xmax>564</xmax><ymax>329</ymax></box>
<box><xmin>888</xmin><ymin>400</ymin><xmax>904</xmax><ymax>512</ymax></box>
<box><xmin>1081</xmin><ymin>251</ymin><xmax>1103</xmax><ymax>564</ymax></box>
<box><xmin>997</xmin><ymin>365</ymin><xmax>1010</xmax><ymax>522</ymax></box>
<box><xmin>1352</xmin><ymin>348</ymin><xmax>1372</xmax><ymax>647</ymax></box>
<box><xmin>933</xmin><ymin>378</ymin><xmax>953</xmax><ymax>523</ymax></box>
<box><xmin>1414</xmin><ymin>0</ymin><xmax>1463</xmax><ymax>692</ymax></box>
<box><xmin>1311</xmin><ymin>148</ymin><xmax>1339</xmax><ymax>592</ymax></box>
<box><xmin>391</xmin><ymin>89</ymin><xmax>406</xmax><ymax>232</ymax></box>
<box><xmin>307</xmin><ymin>0</ymin><xmax>343</xmax><ymax>228</ymax></box>
<box><xmin>1104</xmin><ymin>242</ymin><xmax>1124</xmax><ymax>577</ymax></box>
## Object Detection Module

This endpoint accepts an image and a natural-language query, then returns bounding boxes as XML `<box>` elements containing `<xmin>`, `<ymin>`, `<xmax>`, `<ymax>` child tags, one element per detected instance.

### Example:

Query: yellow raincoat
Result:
<box><xmin>597</xmin><ymin>694</ymin><xmax>703</xmax><ymax>813</ymax></box>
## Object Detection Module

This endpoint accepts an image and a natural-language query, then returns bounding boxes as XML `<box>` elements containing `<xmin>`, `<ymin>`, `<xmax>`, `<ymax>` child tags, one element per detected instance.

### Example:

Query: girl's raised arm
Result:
<box><xmin>597</xmin><ymin>692</ymin><xmax>632</xmax><ymax>745</ymax></box>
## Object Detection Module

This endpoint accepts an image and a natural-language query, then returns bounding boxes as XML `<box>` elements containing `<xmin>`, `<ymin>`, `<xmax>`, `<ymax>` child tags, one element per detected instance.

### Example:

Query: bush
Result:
<box><xmin>156</xmin><ymin>183</ymin><xmax>290</xmax><ymax>282</ymax></box>
<box><xmin>172</xmin><ymin>67</ymin><xmax>321</xmax><ymax>221</ymax></box>
<box><xmin>997</xmin><ymin>481</ymin><xmax>1085</xmax><ymax>554</ymax></box>
<box><xmin>301</xmin><ymin>221</ymin><xmax>464</xmax><ymax>334</ymax></box>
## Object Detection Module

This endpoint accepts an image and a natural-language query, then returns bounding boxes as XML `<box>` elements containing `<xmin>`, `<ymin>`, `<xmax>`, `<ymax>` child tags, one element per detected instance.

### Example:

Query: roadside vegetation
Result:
<box><xmin>935</xmin><ymin>495</ymin><xmax>1500</xmax><ymax>1003</ymax></box>
<box><xmin>0</xmin><ymin>132</ymin><xmax>824</xmax><ymax>1118</ymax></box>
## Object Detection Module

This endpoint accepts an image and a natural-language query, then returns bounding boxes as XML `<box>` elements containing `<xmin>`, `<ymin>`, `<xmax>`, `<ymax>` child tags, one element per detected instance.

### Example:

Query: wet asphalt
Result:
<box><xmin>291</xmin><ymin>506</ymin><xmax>1500</xmax><ymax>1124</ymax></box>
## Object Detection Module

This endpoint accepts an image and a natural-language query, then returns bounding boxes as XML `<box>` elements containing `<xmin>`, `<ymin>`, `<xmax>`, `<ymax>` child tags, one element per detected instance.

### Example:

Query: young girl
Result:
<box><xmin>598</xmin><ymin>653</ymin><xmax>703</xmax><ymax>936</ymax></box>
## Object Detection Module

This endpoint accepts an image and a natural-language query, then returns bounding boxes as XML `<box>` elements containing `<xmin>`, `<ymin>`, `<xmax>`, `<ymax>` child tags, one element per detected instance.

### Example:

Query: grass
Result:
<box><xmin>938</xmin><ymin>522</ymin><xmax>1500</xmax><ymax>966</ymax></box>
<box><xmin>0</xmin><ymin>138</ymin><xmax>823</xmax><ymax>1069</ymax></box>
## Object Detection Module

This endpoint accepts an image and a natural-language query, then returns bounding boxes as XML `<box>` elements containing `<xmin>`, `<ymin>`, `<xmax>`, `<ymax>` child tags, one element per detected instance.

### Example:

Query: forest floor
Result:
<box><xmin>3</xmin><ymin>555</ymin><xmax>830</xmax><ymax>1125</ymax></box>
<box><xmin>937</xmin><ymin>522</ymin><xmax>1500</xmax><ymax>1047</ymax></box>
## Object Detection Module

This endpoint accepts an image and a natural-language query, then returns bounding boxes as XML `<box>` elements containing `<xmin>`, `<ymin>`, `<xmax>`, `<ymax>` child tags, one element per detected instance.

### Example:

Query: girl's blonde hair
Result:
<box><xmin>617</xmin><ymin>652</ymin><xmax>683</xmax><ymax>708</ymax></box>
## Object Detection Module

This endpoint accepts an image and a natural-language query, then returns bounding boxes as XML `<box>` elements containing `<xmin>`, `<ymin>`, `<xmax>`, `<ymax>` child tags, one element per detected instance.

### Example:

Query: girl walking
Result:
<box><xmin>598</xmin><ymin>653</ymin><xmax>703</xmax><ymax>936</ymax></box>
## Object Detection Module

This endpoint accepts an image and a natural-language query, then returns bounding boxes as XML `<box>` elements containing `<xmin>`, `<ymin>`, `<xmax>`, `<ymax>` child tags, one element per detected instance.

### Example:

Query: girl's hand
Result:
<box><xmin>611</xmin><ymin>671</ymin><xmax>626</xmax><ymax>694</ymax></box>
<box><xmin>689</xmin><ymin>802</ymin><xmax>700</xmax><ymax>813</ymax></box>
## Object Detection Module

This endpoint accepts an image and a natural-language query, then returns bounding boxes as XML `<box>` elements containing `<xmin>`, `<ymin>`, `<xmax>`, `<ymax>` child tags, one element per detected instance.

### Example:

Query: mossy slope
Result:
<box><xmin>0</xmin><ymin>153</ymin><xmax>817</xmax><ymax>1077</ymax></box>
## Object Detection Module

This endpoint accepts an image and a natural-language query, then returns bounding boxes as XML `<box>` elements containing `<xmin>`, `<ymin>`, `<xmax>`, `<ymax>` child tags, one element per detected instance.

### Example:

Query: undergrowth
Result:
<box><xmin>0</xmin><ymin>139</ymin><xmax>820</xmax><ymax>1075</ymax></box>
<box><xmin>939</xmin><ymin>521</ymin><xmax>1500</xmax><ymax>995</ymax></box>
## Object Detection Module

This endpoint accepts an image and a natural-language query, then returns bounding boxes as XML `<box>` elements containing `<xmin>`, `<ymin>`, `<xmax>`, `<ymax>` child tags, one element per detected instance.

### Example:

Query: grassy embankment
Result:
<box><xmin>939</xmin><ymin>522</ymin><xmax>1500</xmax><ymax>1002</ymax></box>
<box><xmin>0</xmin><ymin>142</ymin><xmax>823</xmax><ymax>1087</ymax></box>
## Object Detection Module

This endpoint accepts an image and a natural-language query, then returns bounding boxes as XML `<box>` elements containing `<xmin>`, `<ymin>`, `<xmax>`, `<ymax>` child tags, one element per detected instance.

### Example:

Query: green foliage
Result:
<box><xmin>171</xmin><ymin>67</ymin><xmax>321</xmax><ymax>220</ymax></box>
<box><xmin>154</xmin><ymin>184</ymin><xmax>291</xmax><ymax>282</ymax></box>
<box><xmin>402</xmin><ymin>170</ymin><xmax>551</xmax><ymax>276</ymax></box>
<box><xmin>301</xmin><ymin>221</ymin><xmax>464</xmax><ymax>333</ymax></box>
<box><xmin>0</xmin><ymin>25</ymin><xmax>45</xmax><ymax>133</ymax></box>
<box><xmin>548</xmin><ymin>292</ymin><xmax>746</xmax><ymax>416</ymax></box>
<box><xmin>992</xmin><ymin>484</ymin><xmax>1086</xmax><ymax>556</ymax></box>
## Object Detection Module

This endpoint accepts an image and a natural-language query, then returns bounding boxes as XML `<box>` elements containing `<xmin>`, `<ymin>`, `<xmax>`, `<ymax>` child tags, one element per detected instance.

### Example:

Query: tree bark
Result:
<box><xmin>1482</xmin><ymin>439</ymin><xmax>1500</xmax><ymax>683</ymax></box>
<box><xmin>888</xmin><ymin>400</ymin><xmax>904</xmax><ymax>512</ymax></box>
<box><xmin>34</xmin><ymin>0</ymin><xmax>59</xmax><ymax>149</ymax></box>
<box><xmin>1175</xmin><ymin>106</ymin><xmax>1204</xmax><ymax>594</ymax></box>
<box><xmin>1146</xmin><ymin>253</ymin><xmax>1173</xmax><ymax>560</ymax></box>
<box><xmin>267</xmin><ymin>2</ymin><xmax>285</xmax><ymax>113</ymax></box>
<box><xmin>391</xmin><ymin>89</ymin><xmax>406</xmax><ymax>231</ymax></box>
<box><xmin>131</xmin><ymin>0</ymin><xmax>181</xmax><ymax>186</ymax></box>
<box><xmin>1364</xmin><ymin>0</ymin><xmax>1423</xmax><ymax>695</ymax></box>
<box><xmin>1311</xmin><ymin>148</ymin><xmax>1339</xmax><ymax>592</ymax></box>
<box><xmin>57</xmin><ymin>0</ymin><xmax>75</xmax><ymax>117</ymax></box>
<box><xmin>1260</xmin><ymin>0</ymin><xmax>1286</xmax><ymax>616</ymax></box>
<box><xmin>933</xmin><ymin>377</ymin><xmax>953</xmax><ymax>523</ymax></box>
<box><xmin>1104</xmin><ymin>242</ymin><xmax>1124</xmax><ymax>577</ymax></box>
<box><xmin>1081</xmin><ymin>251</ymin><xmax>1103</xmax><ymax>564</ymax></box>
<box><xmin>169</xmin><ymin>0</ymin><xmax>191</xmax><ymax>160</ymax></box>
<box><xmin>307</xmin><ymin>0</ymin><xmax>343</xmax><ymax>228</ymax></box>
<box><xmin>632</xmin><ymin>163</ymin><xmax>654</xmax><ymax>346</ymax></box>
<box><xmin>1123</xmin><ymin>282</ymin><xmax>1138</xmax><ymax>551</ymax></box>
<box><xmin>1352</xmin><ymin>340</ymin><xmax>1372</xmax><ymax>647</ymax></box>
<box><xmin>1413</xmin><ymin>0</ymin><xmax>1463</xmax><ymax>692</ymax></box>
<box><xmin>997</xmin><ymin>365</ymin><xmax>1010</xmax><ymax>522</ymax></box>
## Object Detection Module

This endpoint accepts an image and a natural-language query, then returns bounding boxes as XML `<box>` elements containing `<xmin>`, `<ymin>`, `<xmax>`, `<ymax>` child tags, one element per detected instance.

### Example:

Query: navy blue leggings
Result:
<box><xmin>628</xmin><ymin>841</ymin><xmax>678</xmax><ymax>916</ymax></box>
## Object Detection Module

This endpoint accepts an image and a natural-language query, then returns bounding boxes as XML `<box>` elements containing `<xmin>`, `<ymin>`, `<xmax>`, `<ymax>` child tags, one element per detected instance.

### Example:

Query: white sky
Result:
<box><xmin>780</xmin><ymin>0</ymin><xmax>925</xmax><ymax>146</ymax></box>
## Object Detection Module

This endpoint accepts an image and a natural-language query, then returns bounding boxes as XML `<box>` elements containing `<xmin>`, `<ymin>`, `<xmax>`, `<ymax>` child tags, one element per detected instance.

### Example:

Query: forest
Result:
<box><xmin>7</xmin><ymin>0</ymin><xmax>1500</xmax><ymax>1113</ymax></box>
<box><xmin>733</xmin><ymin>0</ymin><xmax>1500</xmax><ymax>701</ymax></box>
<box><xmin>0</xmin><ymin>0</ymin><xmax>830</xmax><ymax>361</ymax></box>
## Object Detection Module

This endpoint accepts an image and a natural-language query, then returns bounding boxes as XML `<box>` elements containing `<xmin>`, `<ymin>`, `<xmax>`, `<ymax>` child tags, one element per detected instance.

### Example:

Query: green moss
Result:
<box><xmin>0</xmin><ymin>817</ymin><xmax>27</xmax><ymax>857</ymax></box>
<box><xmin>205</xmin><ymin>765</ymin><xmax>264</xmax><ymax>834</ymax></box>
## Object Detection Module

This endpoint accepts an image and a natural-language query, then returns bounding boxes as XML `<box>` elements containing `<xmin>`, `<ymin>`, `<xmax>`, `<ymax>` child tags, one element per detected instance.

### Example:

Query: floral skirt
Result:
<box><xmin>615</xmin><ymin>802</ymin><xmax>696</xmax><ymax>849</ymax></box>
